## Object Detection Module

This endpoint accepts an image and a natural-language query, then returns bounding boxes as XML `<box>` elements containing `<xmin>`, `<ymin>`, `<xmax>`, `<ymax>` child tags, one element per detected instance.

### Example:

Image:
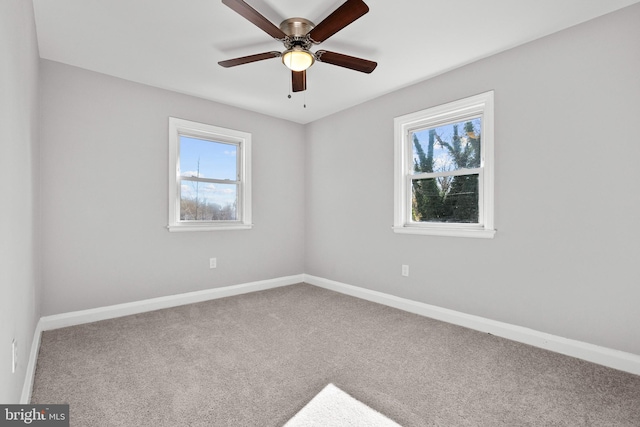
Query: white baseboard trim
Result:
<box><xmin>39</xmin><ymin>275</ymin><xmax>304</xmax><ymax>332</ymax></box>
<box><xmin>304</xmin><ymin>274</ymin><xmax>640</xmax><ymax>376</ymax></box>
<box><xmin>21</xmin><ymin>274</ymin><xmax>304</xmax><ymax>403</ymax></box>
<box><xmin>20</xmin><ymin>318</ymin><xmax>43</xmax><ymax>404</ymax></box>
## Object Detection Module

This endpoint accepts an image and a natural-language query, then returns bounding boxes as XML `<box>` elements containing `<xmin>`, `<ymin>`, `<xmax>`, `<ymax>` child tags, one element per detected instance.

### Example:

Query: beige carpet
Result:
<box><xmin>31</xmin><ymin>283</ymin><xmax>640</xmax><ymax>426</ymax></box>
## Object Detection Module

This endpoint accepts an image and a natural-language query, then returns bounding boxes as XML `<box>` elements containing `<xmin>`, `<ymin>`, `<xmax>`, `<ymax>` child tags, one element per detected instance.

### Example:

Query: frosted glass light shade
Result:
<box><xmin>282</xmin><ymin>49</ymin><xmax>314</xmax><ymax>71</ymax></box>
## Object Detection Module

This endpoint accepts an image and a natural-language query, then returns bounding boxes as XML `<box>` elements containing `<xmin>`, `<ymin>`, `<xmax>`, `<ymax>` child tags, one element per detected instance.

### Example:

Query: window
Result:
<box><xmin>168</xmin><ymin>117</ymin><xmax>252</xmax><ymax>231</ymax></box>
<box><xmin>393</xmin><ymin>91</ymin><xmax>495</xmax><ymax>238</ymax></box>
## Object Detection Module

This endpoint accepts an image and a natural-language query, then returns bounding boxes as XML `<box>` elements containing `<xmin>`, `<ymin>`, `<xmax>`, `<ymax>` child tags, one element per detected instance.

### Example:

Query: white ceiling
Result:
<box><xmin>32</xmin><ymin>0</ymin><xmax>639</xmax><ymax>124</ymax></box>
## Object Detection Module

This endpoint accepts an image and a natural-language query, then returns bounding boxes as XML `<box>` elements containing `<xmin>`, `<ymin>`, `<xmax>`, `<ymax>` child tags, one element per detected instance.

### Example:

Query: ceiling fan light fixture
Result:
<box><xmin>282</xmin><ymin>47</ymin><xmax>314</xmax><ymax>72</ymax></box>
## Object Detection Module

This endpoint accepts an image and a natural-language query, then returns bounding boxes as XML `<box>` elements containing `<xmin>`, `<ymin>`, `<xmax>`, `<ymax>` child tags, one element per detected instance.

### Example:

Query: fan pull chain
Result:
<box><xmin>285</xmin><ymin>80</ymin><xmax>307</xmax><ymax>109</ymax></box>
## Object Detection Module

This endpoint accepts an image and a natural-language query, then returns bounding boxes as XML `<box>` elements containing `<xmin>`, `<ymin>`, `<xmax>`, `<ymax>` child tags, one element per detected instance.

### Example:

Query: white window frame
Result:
<box><xmin>393</xmin><ymin>91</ymin><xmax>495</xmax><ymax>238</ymax></box>
<box><xmin>168</xmin><ymin>117</ymin><xmax>252</xmax><ymax>232</ymax></box>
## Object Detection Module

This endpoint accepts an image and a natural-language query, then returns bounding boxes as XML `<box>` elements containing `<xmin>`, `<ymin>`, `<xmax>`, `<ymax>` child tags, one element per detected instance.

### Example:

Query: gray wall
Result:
<box><xmin>305</xmin><ymin>4</ymin><xmax>640</xmax><ymax>355</ymax></box>
<box><xmin>0</xmin><ymin>0</ymin><xmax>41</xmax><ymax>403</ymax></box>
<box><xmin>39</xmin><ymin>61</ymin><xmax>306</xmax><ymax>315</ymax></box>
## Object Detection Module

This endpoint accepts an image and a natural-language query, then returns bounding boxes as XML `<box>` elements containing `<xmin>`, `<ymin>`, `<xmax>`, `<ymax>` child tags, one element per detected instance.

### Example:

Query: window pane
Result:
<box><xmin>180</xmin><ymin>180</ymin><xmax>238</xmax><ymax>221</ymax></box>
<box><xmin>411</xmin><ymin>117</ymin><xmax>481</xmax><ymax>174</ymax></box>
<box><xmin>412</xmin><ymin>174</ymin><xmax>479</xmax><ymax>223</ymax></box>
<box><xmin>179</xmin><ymin>136</ymin><xmax>237</xmax><ymax>181</ymax></box>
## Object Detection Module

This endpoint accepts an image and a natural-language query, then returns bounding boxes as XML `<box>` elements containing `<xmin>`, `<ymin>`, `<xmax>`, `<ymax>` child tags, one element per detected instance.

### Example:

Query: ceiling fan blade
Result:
<box><xmin>292</xmin><ymin>70</ymin><xmax>306</xmax><ymax>92</ymax></box>
<box><xmin>315</xmin><ymin>50</ymin><xmax>377</xmax><ymax>73</ymax></box>
<box><xmin>221</xmin><ymin>0</ymin><xmax>287</xmax><ymax>40</ymax></box>
<box><xmin>218</xmin><ymin>51</ymin><xmax>281</xmax><ymax>67</ymax></box>
<box><xmin>308</xmin><ymin>0</ymin><xmax>369</xmax><ymax>43</ymax></box>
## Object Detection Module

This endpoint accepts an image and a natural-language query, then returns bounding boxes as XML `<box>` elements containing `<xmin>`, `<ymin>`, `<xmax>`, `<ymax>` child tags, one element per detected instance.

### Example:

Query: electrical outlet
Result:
<box><xmin>402</xmin><ymin>265</ymin><xmax>409</xmax><ymax>277</ymax></box>
<box><xmin>209</xmin><ymin>258</ymin><xmax>217</xmax><ymax>269</ymax></box>
<box><xmin>11</xmin><ymin>339</ymin><xmax>17</xmax><ymax>374</ymax></box>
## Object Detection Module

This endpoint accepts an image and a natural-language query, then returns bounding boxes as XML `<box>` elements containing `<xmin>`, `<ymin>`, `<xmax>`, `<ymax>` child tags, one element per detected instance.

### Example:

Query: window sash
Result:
<box><xmin>178</xmin><ymin>177</ymin><xmax>242</xmax><ymax>224</ymax></box>
<box><xmin>178</xmin><ymin>179</ymin><xmax>242</xmax><ymax>225</ymax></box>
<box><xmin>406</xmin><ymin>170</ymin><xmax>484</xmax><ymax>226</ymax></box>
<box><xmin>178</xmin><ymin>135</ymin><xmax>241</xmax><ymax>182</ymax></box>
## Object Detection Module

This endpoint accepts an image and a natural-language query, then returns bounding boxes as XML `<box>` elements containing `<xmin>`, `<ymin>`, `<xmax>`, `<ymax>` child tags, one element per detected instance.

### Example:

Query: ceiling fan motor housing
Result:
<box><xmin>280</xmin><ymin>18</ymin><xmax>314</xmax><ymax>37</ymax></box>
<box><xmin>280</xmin><ymin>18</ymin><xmax>314</xmax><ymax>50</ymax></box>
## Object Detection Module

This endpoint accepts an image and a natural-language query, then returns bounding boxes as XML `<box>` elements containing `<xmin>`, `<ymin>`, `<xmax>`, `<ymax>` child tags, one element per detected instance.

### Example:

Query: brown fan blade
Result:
<box><xmin>221</xmin><ymin>0</ymin><xmax>286</xmax><ymax>40</ymax></box>
<box><xmin>308</xmin><ymin>0</ymin><xmax>369</xmax><ymax>43</ymax></box>
<box><xmin>315</xmin><ymin>50</ymin><xmax>377</xmax><ymax>73</ymax></box>
<box><xmin>292</xmin><ymin>70</ymin><xmax>306</xmax><ymax>92</ymax></box>
<box><xmin>218</xmin><ymin>51</ymin><xmax>281</xmax><ymax>68</ymax></box>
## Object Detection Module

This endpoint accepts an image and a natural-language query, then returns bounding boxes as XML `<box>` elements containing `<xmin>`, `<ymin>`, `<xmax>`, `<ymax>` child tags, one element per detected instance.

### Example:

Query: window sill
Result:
<box><xmin>392</xmin><ymin>225</ymin><xmax>496</xmax><ymax>239</ymax></box>
<box><xmin>168</xmin><ymin>223</ymin><xmax>253</xmax><ymax>232</ymax></box>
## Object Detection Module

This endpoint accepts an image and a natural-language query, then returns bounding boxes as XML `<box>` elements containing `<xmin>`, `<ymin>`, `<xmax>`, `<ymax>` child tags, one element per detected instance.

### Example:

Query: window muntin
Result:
<box><xmin>394</xmin><ymin>91</ymin><xmax>495</xmax><ymax>238</ymax></box>
<box><xmin>168</xmin><ymin>118</ymin><xmax>252</xmax><ymax>231</ymax></box>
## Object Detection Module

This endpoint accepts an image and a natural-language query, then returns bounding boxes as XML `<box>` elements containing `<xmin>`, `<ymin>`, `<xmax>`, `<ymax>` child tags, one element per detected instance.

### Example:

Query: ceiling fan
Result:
<box><xmin>218</xmin><ymin>0</ymin><xmax>377</xmax><ymax>93</ymax></box>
